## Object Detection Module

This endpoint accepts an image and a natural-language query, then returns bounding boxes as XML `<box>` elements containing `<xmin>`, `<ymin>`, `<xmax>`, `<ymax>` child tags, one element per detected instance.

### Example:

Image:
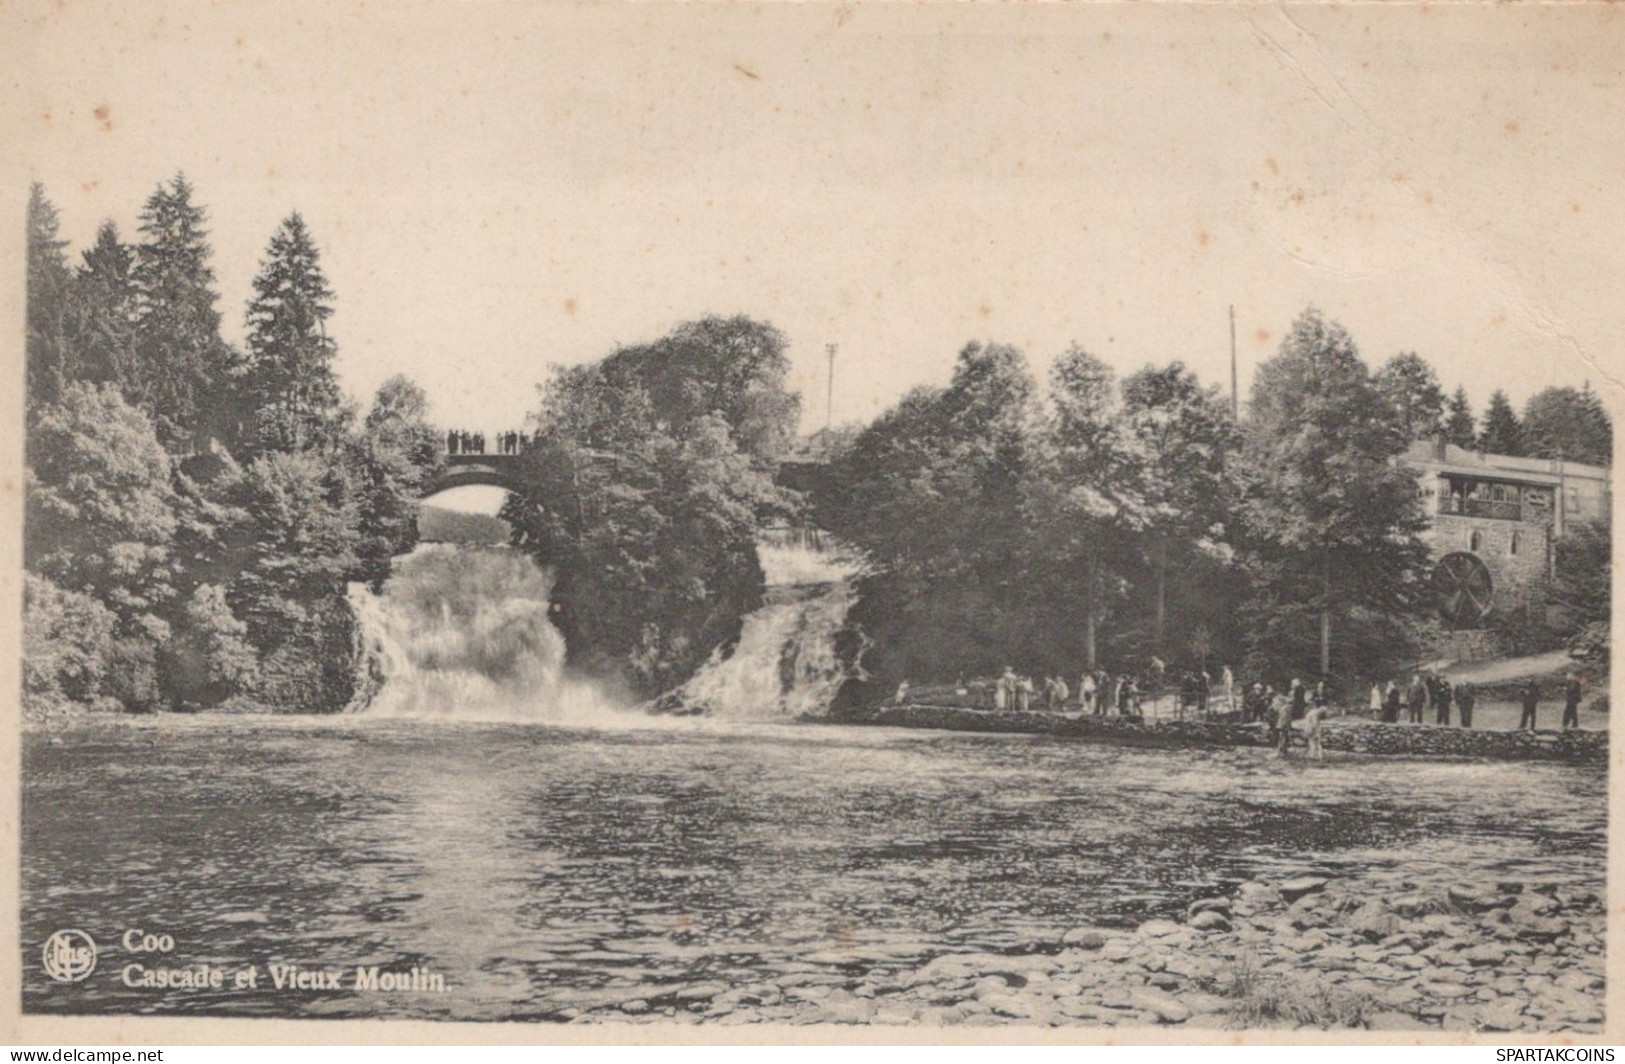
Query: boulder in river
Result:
<box><xmin>1278</xmin><ymin>876</ymin><xmax>1329</xmax><ymax>903</ymax></box>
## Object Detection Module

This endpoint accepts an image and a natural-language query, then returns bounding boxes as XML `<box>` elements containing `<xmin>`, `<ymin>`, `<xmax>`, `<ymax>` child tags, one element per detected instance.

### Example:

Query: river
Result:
<box><xmin>21</xmin><ymin>714</ymin><xmax>1605</xmax><ymax>1022</ymax></box>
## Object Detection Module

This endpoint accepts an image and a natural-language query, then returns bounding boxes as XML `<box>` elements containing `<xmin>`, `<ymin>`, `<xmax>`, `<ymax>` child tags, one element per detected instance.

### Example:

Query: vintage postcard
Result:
<box><xmin>3</xmin><ymin>0</ymin><xmax>1621</xmax><ymax>1047</ymax></box>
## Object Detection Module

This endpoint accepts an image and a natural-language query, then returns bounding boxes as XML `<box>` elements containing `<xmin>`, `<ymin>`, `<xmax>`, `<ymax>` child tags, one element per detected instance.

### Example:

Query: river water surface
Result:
<box><xmin>21</xmin><ymin>715</ymin><xmax>1605</xmax><ymax>1021</ymax></box>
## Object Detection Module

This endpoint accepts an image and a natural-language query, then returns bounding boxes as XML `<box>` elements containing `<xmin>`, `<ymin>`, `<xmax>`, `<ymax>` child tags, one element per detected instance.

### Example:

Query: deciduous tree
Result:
<box><xmin>1235</xmin><ymin>308</ymin><xmax>1432</xmax><ymax>682</ymax></box>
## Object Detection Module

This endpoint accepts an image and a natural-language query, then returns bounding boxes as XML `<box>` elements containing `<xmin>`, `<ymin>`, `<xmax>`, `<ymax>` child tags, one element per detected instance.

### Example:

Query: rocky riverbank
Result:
<box><xmin>575</xmin><ymin>873</ymin><xmax>1604</xmax><ymax>1031</ymax></box>
<box><xmin>837</xmin><ymin>703</ymin><xmax>1608</xmax><ymax>762</ymax></box>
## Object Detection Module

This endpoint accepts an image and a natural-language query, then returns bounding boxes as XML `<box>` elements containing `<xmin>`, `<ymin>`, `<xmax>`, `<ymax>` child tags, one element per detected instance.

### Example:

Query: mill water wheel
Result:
<box><xmin>1432</xmin><ymin>551</ymin><xmax>1494</xmax><ymax>629</ymax></box>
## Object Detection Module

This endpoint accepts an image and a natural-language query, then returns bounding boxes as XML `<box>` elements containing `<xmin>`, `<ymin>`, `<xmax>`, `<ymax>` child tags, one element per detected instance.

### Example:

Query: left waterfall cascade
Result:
<box><xmin>347</xmin><ymin>544</ymin><xmax>623</xmax><ymax>723</ymax></box>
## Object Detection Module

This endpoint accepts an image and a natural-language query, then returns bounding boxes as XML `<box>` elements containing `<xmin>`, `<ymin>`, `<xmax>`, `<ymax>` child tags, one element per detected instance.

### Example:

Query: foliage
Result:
<box><xmin>1374</xmin><ymin>351</ymin><xmax>1445</xmax><ymax>443</ymax></box>
<box><xmin>1443</xmin><ymin>386</ymin><xmax>1477</xmax><ymax>450</ymax></box>
<box><xmin>559</xmin><ymin>315</ymin><xmax>802</xmax><ymax>463</ymax></box>
<box><xmin>225</xmin><ymin>451</ymin><xmax>365</xmax><ymax>712</ymax></box>
<box><xmin>1119</xmin><ymin>361</ymin><xmax>1239</xmax><ymax>649</ymax></box>
<box><xmin>22</xmin><ymin>573</ymin><xmax>119</xmax><ymax>711</ymax></box>
<box><xmin>131</xmin><ymin>173</ymin><xmax>242</xmax><ymax>445</ymax></box>
<box><xmin>503</xmin><ymin>318</ymin><xmax>796</xmax><ymax>697</ymax></box>
<box><xmin>24</xmin><ymin>382</ymin><xmax>180</xmax><ymax>633</ymax></box>
<box><xmin>1478</xmin><ymin>389</ymin><xmax>1524</xmax><ymax>457</ymax></box>
<box><xmin>26</xmin><ymin>183</ymin><xmax>74</xmax><ymax>417</ymax></box>
<box><xmin>822</xmin><ymin>344</ymin><xmax>1039</xmax><ymax>678</ymax></box>
<box><xmin>163</xmin><ymin>583</ymin><xmax>258</xmax><ymax>707</ymax></box>
<box><xmin>1234</xmin><ymin>308</ymin><xmax>1432</xmax><ymax>683</ymax></box>
<box><xmin>1551</xmin><ymin>519</ymin><xmax>1611</xmax><ymax>665</ymax></box>
<box><xmin>70</xmin><ymin>221</ymin><xmax>141</xmax><ymax>390</ymax></box>
<box><xmin>1521</xmin><ymin>384</ymin><xmax>1612</xmax><ymax>466</ymax></box>
<box><xmin>350</xmin><ymin>375</ymin><xmax>443</xmax><ymax>589</ymax></box>
<box><xmin>22</xmin><ymin>179</ymin><xmax>439</xmax><ymax>715</ymax></box>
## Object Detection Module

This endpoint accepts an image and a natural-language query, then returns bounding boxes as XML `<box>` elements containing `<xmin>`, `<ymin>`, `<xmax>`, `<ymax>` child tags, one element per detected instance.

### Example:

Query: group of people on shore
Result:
<box><xmin>892</xmin><ymin>665</ymin><xmax>1589</xmax><ymax>747</ymax></box>
<box><xmin>1238</xmin><ymin>677</ymin><xmax>1331</xmax><ymax>759</ymax></box>
<box><xmin>445</xmin><ymin>429</ymin><xmax>532</xmax><ymax>456</ymax></box>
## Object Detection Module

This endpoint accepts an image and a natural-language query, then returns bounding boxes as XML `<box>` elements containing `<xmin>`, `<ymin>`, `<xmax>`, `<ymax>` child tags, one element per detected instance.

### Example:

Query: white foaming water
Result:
<box><xmin>348</xmin><ymin>545</ymin><xmax>627</xmax><ymax>724</ymax></box>
<box><xmin>670</xmin><ymin>535</ymin><xmax>865</xmax><ymax>720</ymax></box>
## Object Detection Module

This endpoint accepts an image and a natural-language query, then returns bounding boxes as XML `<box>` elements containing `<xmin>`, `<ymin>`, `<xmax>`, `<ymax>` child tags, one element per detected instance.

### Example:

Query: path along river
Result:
<box><xmin>21</xmin><ymin>714</ymin><xmax>1604</xmax><ymax>1022</ymax></box>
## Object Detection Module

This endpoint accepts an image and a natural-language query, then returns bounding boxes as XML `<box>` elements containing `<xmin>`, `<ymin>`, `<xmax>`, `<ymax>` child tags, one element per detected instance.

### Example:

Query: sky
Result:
<box><xmin>11</xmin><ymin>1</ymin><xmax>1625</xmax><ymax>441</ymax></box>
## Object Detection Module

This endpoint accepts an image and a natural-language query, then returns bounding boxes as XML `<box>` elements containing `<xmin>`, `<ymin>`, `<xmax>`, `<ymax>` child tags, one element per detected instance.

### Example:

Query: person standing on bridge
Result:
<box><xmin>447</xmin><ymin>429</ymin><xmax>458</xmax><ymax>455</ymax></box>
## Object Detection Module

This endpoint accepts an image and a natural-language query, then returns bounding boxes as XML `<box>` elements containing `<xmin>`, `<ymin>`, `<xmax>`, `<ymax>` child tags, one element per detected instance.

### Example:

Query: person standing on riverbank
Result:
<box><xmin>1273</xmin><ymin>691</ymin><xmax>1295</xmax><ymax>756</ymax></box>
<box><xmin>1081</xmin><ymin>671</ymin><xmax>1097</xmax><ymax>714</ymax></box>
<box><xmin>1384</xmin><ymin>680</ymin><xmax>1402</xmax><ymax>723</ymax></box>
<box><xmin>1519</xmin><ymin>680</ymin><xmax>1539</xmax><ymax>730</ymax></box>
<box><xmin>1369</xmin><ymin>682</ymin><xmax>1384</xmax><ymax>719</ymax></box>
<box><xmin>1456</xmin><ymin>681</ymin><xmax>1475</xmax><ymax>728</ymax></box>
<box><xmin>1406</xmin><ymin>674</ymin><xmax>1427</xmax><ymax>724</ymax></box>
<box><xmin>1562</xmin><ymin>674</ymin><xmax>1582</xmax><ymax>730</ymax></box>
<box><xmin>1304</xmin><ymin>701</ymin><xmax>1326</xmax><ymax>760</ymax></box>
<box><xmin>1434</xmin><ymin>676</ymin><xmax>1453</xmax><ymax>726</ymax></box>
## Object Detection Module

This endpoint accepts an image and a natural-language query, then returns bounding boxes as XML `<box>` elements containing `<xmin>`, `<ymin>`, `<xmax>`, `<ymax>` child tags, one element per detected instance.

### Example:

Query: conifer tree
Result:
<box><xmin>242</xmin><ymin>212</ymin><xmax>346</xmax><ymax>455</ymax></box>
<box><xmin>1443</xmin><ymin>386</ymin><xmax>1477</xmax><ymax>450</ymax></box>
<box><xmin>1478</xmin><ymin>389</ymin><xmax>1524</xmax><ymax>456</ymax></box>
<box><xmin>72</xmin><ymin>221</ymin><xmax>139</xmax><ymax>390</ymax></box>
<box><xmin>131</xmin><ymin>173</ymin><xmax>239</xmax><ymax>445</ymax></box>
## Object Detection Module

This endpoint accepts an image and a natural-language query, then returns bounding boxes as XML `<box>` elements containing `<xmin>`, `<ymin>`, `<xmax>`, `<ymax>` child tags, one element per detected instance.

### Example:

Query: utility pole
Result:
<box><xmin>825</xmin><ymin>342</ymin><xmax>838</xmax><ymax>436</ymax></box>
<box><xmin>1229</xmin><ymin>304</ymin><xmax>1239</xmax><ymax>420</ymax></box>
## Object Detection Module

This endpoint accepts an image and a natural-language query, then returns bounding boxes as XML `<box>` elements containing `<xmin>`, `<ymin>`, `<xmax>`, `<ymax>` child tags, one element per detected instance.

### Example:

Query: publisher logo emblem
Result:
<box><xmin>41</xmin><ymin>929</ymin><xmax>97</xmax><ymax>983</ymax></box>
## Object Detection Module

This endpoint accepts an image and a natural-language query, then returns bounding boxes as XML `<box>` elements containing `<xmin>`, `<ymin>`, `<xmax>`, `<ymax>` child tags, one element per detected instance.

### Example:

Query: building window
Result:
<box><xmin>1566</xmin><ymin>488</ymin><xmax>1580</xmax><ymax>514</ymax></box>
<box><xmin>1510</xmin><ymin>531</ymin><xmax>1521</xmax><ymax>555</ymax></box>
<box><xmin>1470</xmin><ymin>529</ymin><xmax>1484</xmax><ymax>553</ymax></box>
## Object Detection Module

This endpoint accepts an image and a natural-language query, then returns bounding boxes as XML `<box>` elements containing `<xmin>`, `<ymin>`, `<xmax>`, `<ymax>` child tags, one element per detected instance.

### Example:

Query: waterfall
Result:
<box><xmin>348</xmin><ymin>534</ymin><xmax>864</xmax><ymax>724</ymax></box>
<box><xmin>347</xmin><ymin>544</ymin><xmax>622</xmax><ymax>723</ymax></box>
<box><xmin>664</xmin><ymin>533</ymin><xmax>864</xmax><ymax>720</ymax></box>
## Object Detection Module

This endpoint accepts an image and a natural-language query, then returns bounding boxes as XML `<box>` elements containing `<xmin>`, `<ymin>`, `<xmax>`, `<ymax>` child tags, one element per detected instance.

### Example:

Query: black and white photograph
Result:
<box><xmin>5</xmin><ymin>0</ymin><xmax>1620</xmax><ymax>1045</ymax></box>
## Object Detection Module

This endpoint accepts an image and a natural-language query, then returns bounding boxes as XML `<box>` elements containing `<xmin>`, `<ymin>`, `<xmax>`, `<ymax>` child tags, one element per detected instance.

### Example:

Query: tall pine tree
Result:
<box><xmin>1444</xmin><ymin>386</ymin><xmax>1477</xmax><ymax>450</ymax></box>
<box><xmin>242</xmin><ymin>212</ymin><xmax>347</xmax><ymax>455</ymax></box>
<box><xmin>132</xmin><ymin>174</ymin><xmax>240</xmax><ymax>446</ymax></box>
<box><xmin>1478</xmin><ymin>389</ymin><xmax>1524</xmax><ymax>456</ymax></box>
<box><xmin>26</xmin><ymin>183</ymin><xmax>74</xmax><ymax>419</ymax></box>
<box><xmin>71</xmin><ymin>221</ymin><xmax>139</xmax><ymax>390</ymax></box>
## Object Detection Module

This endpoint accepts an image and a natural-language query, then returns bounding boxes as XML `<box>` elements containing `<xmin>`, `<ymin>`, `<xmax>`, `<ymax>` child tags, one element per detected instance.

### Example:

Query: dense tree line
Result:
<box><xmin>25</xmin><ymin>177</ymin><xmax>1611</xmax><ymax>715</ymax></box>
<box><xmin>24</xmin><ymin>178</ymin><xmax>440</xmax><ymax>715</ymax></box>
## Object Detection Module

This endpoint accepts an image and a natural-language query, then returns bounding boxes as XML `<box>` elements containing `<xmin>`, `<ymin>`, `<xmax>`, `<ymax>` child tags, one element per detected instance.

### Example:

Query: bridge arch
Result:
<box><xmin>421</xmin><ymin>455</ymin><xmax>526</xmax><ymax>499</ymax></box>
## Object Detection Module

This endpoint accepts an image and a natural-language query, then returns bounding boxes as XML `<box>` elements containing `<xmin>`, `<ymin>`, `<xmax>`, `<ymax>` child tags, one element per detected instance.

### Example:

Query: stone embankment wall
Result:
<box><xmin>839</xmin><ymin>704</ymin><xmax>1606</xmax><ymax>763</ymax></box>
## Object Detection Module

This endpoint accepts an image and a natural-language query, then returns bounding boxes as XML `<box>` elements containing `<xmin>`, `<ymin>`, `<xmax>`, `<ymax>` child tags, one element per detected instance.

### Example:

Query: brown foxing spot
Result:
<box><xmin>93</xmin><ymin>105</ymin><xmax>112</xmax><ymax>132</ymax></box>
<box><xmin>563</xmin><ymin>298</ymin><xmax>578</xmax><ymax>317</ymax></box>
<box><xmin>732</xmin><ymin>62</ymin><xmax>760</xmax><ymax>81</ymax></box>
